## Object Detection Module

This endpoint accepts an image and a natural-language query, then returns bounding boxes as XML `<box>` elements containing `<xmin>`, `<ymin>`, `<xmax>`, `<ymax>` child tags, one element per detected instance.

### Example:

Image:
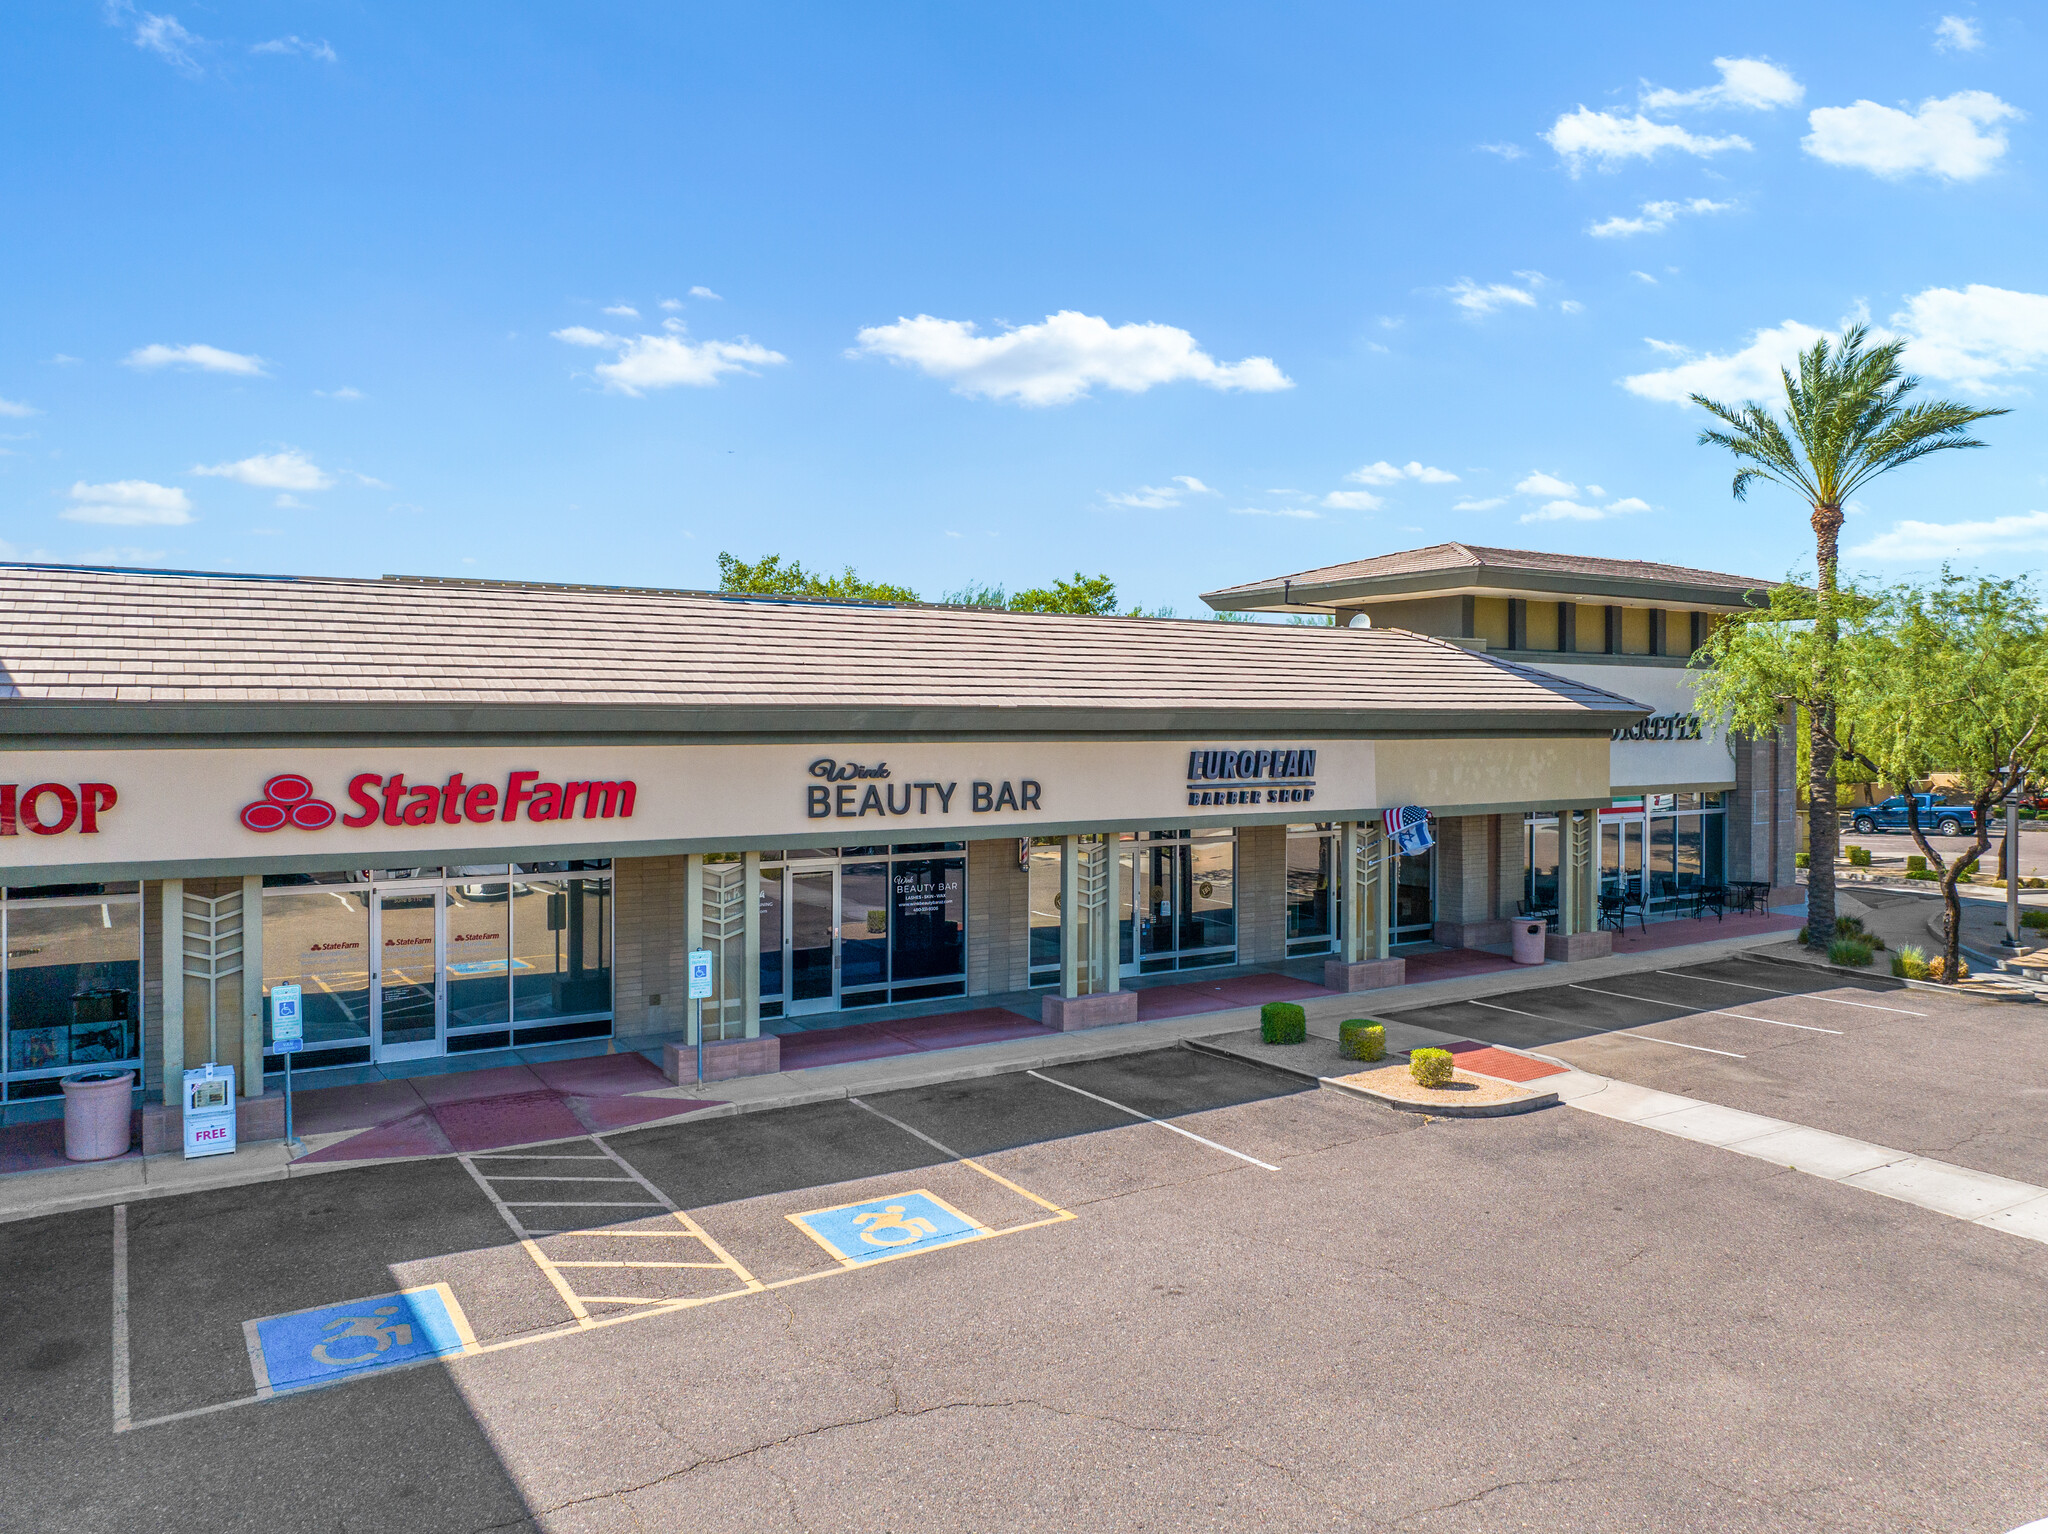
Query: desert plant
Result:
<box><xmin>1259</xmin><ymin>1002</ymin><xmax>1306</xmax><ymax>1045</ymax></box>
<box><xmin>1926</xmin><ymin>954</ymin><xmax>1971</xmax><ymax>981</ymax></box>
<box><xmin>2022</xmin><ymin>910</ymin><xmax>2048</xmax><ymax>930</ymax></box>
<box><xmin>1892</xmin><ymin>944</ymin><xmax>1931</xmax><ymax>980</ymax></box>
<box><xmin>1338</xmin><ymin>1020</ymin><xmax>1386</xmax><ymax>1062</ymax></box>
<box><xmin>2030</xmin><ymin>878</ymin><xmax>2047</xmax><ymax>889</ymax></box>
<box><xmin>1409</xmin><ymin>1047</ymin><xmax>1454</xmax><ymax>1087</ymax></box>
<box><xmin>1829</xmin><ymin>937</ymin><xmax>1875</xmax><ymax>966</ymax></box>
<box><xmin>1835</xmin><ymin>915</ymin><xmax>1866</xmax><ymax>936</ymax></box>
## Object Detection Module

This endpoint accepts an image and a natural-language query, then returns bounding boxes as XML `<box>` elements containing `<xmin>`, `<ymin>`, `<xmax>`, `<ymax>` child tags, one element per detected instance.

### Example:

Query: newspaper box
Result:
<box><xmin>182</xmin><ymin>1063</ymin><xmax>237</xmax><ymax>1158</ymax></box>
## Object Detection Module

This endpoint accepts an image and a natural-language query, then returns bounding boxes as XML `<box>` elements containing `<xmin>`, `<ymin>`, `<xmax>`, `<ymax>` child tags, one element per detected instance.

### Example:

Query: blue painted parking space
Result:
<box><xmin>246</xmin><ymin>1283</ymin><xmax>477</xmax><ymax>1395</ymax></box>
<box><xmin>789</xmin><ymin>1189</ymin><xmax>986</xmax><ymax>1265</ymax></box>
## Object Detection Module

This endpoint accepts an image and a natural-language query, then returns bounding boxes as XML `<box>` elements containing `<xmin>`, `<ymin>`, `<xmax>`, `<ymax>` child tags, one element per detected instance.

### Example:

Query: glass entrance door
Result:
<box><xmin>1122</xmin><ymin>837</ymin><xmax>1237</xmax><ymax>975</ymax></box>
<box><xmin>371</xmin><ymin>888</ymin><xmax>444</xmax><ymax>1061</ymax></box>
<box><xmin>1393</xmin><ymin>847</ymin><xmax>1434</xmax><ymax>943</ymax></box>
<box><xmin>1601</xmin><ymin>817</ymin><xmax>1644</xmax><ymax>898</ymax></box>
<box><xmin>787</xmin><ymin>867</ymin><xmax>838</xmax><ymax>1016</ymax></box>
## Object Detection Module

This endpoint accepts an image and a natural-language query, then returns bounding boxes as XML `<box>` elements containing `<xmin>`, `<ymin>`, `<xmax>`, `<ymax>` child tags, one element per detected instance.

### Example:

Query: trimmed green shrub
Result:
<box><xmin>1829</xmin><ymin>937</ymin><xmax>1876</xmax><ymax>967</ymax></box>
<box><xmin>2029</xmin><ymin>878</ymin><xmax>2047</xmax><ymax>889</ymax></box>
<box><xmin>1907</xmin><ymin>854</ymin><xmax>1928</xmax><ymax>872</ymax></box>
<box><xmin>1845</xmin><ymin>845</ymin><xmax>1872</xmax><ymax>867</ymax></box>
<box><xmin>1905</xmin><ymin>869</ymin><xmax>1938</xmax><ymax>881</ymax></box>
<box><xmin>1892</xmin><ymin>945</ymin><xmax>1930</xmax><ymax>980</ymax></box>
<box><xmin>1795</xmin><ymin>850</ymin><xmax>1810</xmax><ymax>869</ymax></box>
<box><xmin>1338</xmin><ymin>1020</ymin><xmax>1386</xmax><ymax>1062</ymax></box>
<box><xmin>2022</xmin><ymin>910</ymin><xmax>2048</xmax><ymax>931</ymax></box>
<box><xmin>1259</xmin><ymin>1001</ymin><xmax>1306</xmax><ymax>1045</ymax></box>
<box><xmin>2022</xmin><ymin>807</ymin><xmax>2038</xmax><ymax>820</ymax></box>
<box><xmin>1410</xmin><ymin>1047</ymin><xmax>1454</xmax><ymax>1088</ymax></box>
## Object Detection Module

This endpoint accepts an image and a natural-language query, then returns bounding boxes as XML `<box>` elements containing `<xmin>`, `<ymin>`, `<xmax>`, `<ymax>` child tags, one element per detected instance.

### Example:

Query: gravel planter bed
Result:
<box><xmin>1323</xmin><ymin>1065</ymin><xmax>1557</xmax><ymax>1118</ymax></box>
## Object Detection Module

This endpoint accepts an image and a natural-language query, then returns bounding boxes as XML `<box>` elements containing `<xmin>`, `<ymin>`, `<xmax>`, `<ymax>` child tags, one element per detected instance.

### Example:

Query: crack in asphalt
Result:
<box><xmin>512</xmin><ymin>1393</ymin><xmax>1331</xmax><ymax>1527</ymax></box>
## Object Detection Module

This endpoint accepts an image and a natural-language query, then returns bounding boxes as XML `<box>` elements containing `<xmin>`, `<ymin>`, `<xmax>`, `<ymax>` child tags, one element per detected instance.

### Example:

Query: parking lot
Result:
<box><xmin>6</xmin><ymin>962</ymin><xmax>2048</xmax><ymax>1532</ymax></box>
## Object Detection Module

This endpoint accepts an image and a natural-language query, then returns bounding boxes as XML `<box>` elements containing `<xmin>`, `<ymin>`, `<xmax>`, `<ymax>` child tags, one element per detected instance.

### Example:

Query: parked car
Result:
<box><xmin>1850</xmin><ymin>794</ymin><xmax>1976</xmax><ymax>838</ymax></box>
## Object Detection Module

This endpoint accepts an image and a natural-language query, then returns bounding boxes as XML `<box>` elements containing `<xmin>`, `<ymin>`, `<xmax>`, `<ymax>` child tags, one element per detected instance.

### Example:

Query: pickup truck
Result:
<box><xmin>1849</xmin><ymin>795</ymin><xmax>1977</xmax><ymax>838</ymax></box>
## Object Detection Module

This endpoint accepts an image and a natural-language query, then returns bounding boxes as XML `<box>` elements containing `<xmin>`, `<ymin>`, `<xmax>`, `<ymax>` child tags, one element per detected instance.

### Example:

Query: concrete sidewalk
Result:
<box><xmin>0</xmin><ymin>916</ymin><xmax>1811</xmax><ymax>1226</ymax></box>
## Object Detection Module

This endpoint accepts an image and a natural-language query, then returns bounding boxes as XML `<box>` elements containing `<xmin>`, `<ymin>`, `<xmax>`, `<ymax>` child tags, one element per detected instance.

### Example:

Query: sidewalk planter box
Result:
<box><xmin>1041</xmin><ymin>991</ymin><xmax>1139</xmax><ymax>1031</ymax></box>
<box><xmin>139</xmin><ymin>1090</ymin><xmax>286</xmax><ymax>1157</ymax></box>
<box><xmin>61</xmin><ymin>1069</ymin><xmax>134</xmax><ymax>1161</ymax></box>
<box><xmin>1544</xmin><ymin>930</ymin><xmax>1613</xmax><ymax>962</ymax></box>
<box><xmin>1512</xmin><ymin>920</ymin><xmax>1547</xmax><ymax>966</ymax></box>
<box><xmin>663</xmin><ymin>1036</ymin><xmax>781</xmax><ymax>1083</ymax></box>
<box><xmin>1322</xmin><ymin>957</ymin><xmax>1406</xmax><ymax>992</ymax></box>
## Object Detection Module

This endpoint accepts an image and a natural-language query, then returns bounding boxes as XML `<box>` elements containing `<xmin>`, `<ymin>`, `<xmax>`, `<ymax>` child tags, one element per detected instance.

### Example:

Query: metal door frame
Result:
<box><xmin>785</xmin><ymin>862</ymin><xmax>840</xmax><ymax>1016</ymax></box>
<box><xmin>370</xmin><ymin>885</ymin><xmax>447</xmax><ymax>1062</ymax></box>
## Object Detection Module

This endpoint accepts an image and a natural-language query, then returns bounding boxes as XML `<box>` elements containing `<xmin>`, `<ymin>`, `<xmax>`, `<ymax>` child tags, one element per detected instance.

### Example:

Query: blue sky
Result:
<box><xmin>3</xmin><ymin>3</ymin><xmax>2044</xmax><ymax>612</ymax></box>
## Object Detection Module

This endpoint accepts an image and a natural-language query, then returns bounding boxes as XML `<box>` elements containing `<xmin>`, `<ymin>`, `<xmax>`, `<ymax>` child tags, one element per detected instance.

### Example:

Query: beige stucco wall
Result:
<box><xmin>1235</xmin><ymin>826</ymin><xmax>1287</xmax><ymax>965</ymax></box>
<box><xmin>613</xmin><ymin>854</ymin><xmax>687</xmax><ymax>1040</ymax></box>
<box><xmin>967</xmin><ymin>837</ymin><xmax>1029</xmax><ymax>995</ymax></box>
<box><xmin>1374</xmin><ymin>736</ymin><xmax>1609</xmax><ymax>815</ymax></box>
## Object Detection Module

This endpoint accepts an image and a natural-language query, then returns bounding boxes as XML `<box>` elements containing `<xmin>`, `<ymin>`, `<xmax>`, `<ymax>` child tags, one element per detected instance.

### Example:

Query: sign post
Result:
<box><xmin>687</xmin><ymin>949</ymin><xmax>714</xmax><ymax>1084</ymax></box>
<box><xmin>270</xmin><ymin>984</ymin><xmax>304</xmax><ymax>1152</ymax></box>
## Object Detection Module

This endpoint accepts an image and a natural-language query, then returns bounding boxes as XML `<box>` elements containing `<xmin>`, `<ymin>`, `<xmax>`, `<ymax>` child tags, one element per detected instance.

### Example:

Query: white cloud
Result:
<box><xmin>64</xmin><ymin>479</ymin><xmax>193</xmax><ymax>526</ymax></box>
<box><xmin>1230</xmin><ymin>506</ymin><xmax>1321</xmax><ymax>520</ymax></box>
<box><xmin>659</xmin><ymin>298</ymin><xmax>684</xmax><ymax>311</ymax></box>
<box><xmin>192</xmin><ymin>449</ymin><xmax>334</xmax><ymax>490</ymax></box>
<box><xmin>1321</xmin><ymin>491</ymin><xmax>1384</xmax><ymax>511</ymax></box>
<box><xmin>1852</xmin><ymin>509</ymin><xmax>2048</xmax><ymax>560</ymax></box>
<box><xmin>1521</xmin><ymin>495</ymin><xmax>1650</xmax><ymax>524</ymax></box>
<box><xmin>1104</xmin><ymin>476</ymin><xmax>1217</xmax><ymax>509</ymax></box>
<box><xmin>1515</xmin><ymin>471</ymin><xmax>1579</xmax><ymax>498</ymax></box>
<box><xmin>1477</xmin><ymin>142</ymin><xmax>1526</xmax><ymax>159</ymax></box>
<box><xmin>1559</xmin><ymin>300</ymin><xmax>1585</xmax><ymax>315</ymax></box>
<box><xmin>273</xmin><ymin>494</ymin><xmax>306</xmax><ymax>509</ymax></box>
<box><xmin>851</xmin><ymin>311</ymin><xmax>1291</xmax><ymax>406</ymax></box>
<box><xmin>1452</xmin><ymin>496</ymin><xmax>1507</xmax><ymax>511</ymax></box>
<box><xmin>1348</xmin><ymin>460</ymin><xmax>1459</xmax><ymax>486</ymax></box>
<box><xmin>1935</xmin><ymin>16</ymin><xmax>1983</xmax><ymax>52</ymax></box>
<box><xmin>315</xmin><ymin>386</ymin><xmax>363</xmax><ymax>400</ymax></box>
<box><xmin>551</xmin><ymin>326</ymin><xmax>786</xmax><ymax>394</ymax></box>
<box><xmin>1590</xmin><ymin>197</ymin><xmax>1736</xmax><ymax>238</ymax></box>
<box><xmin>1446</xmin><ymin>279</ymin><xmax>1539</xmax><ymax>317</ymax></box>
<box><xmin>0</xmin><ymin>397</ymin><xmax>37</xmax><ymax>417</ymax></box>
<box><xmin>124</xmin><ymin>342</ymin><xmax>266</xmax><ymax>376</ymax></box>
<box><xmin>689</xmin><ymin>286</ymin><xmax>723</xmax><ymax>300</ymax></box>
<box><xmin>113</xmin><ymin>5</ymin><xmax>204</xmax><ymax>73</ymax></box>
<box><xmin>1892</xmin><ymin>284</ymin><xmax>2048</xmax><ymax>391</ymax></box>
<box><xmin>1622</xmin><ymin>319</ymin><xmax>1831</xmax><ymax>403</ymax></box>
<box><xmin>251</xmin><ymin>35</ymin><xmax>337</xmax><ymax>61</ymax></box>
<box><xmin>1640</xmin><ymin>57</ymin><xmax>1804</xmax><ymax>113</ymax></box>
<box><xmin>1544</xmin><ymin>108</ymin><xmax>1751</xmax><ymax>174</ymax></box>
<box><xmin>601</xmin><ymin>304</ymin><xmax>640</xmax><ymax>318</ymax></box>
<box><xmin>1803</xmin><ymin>91</ymin><xmax>2020</xmax><ymax>180</ymax></box>
<box><xmin>1632</xmin><ymin>271</ymin><xmax>1660</xmax><ymax>285</ymax></box>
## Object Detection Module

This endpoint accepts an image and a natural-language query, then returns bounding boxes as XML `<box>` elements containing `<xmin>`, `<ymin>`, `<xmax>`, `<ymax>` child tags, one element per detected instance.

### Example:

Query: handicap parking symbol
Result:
<box><xmin>790</xmin><ymin>1189</ymin><xmax>986</xmax><ymax>1265</ymax></box>
<box><xmin>246</xmin><ymin>1283</ymin><xmax>476</xmax><ymax>1395</ymax></box>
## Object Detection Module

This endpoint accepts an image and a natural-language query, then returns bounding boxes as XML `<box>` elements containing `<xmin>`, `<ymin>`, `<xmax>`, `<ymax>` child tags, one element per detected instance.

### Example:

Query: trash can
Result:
<box><xmin>62</xmin><ymin>1068</ymin><xmax>134</xmax><ymax>1161</ymax></box>
<box><xmin>1512</xmin><ymin>919</ymin><xmax>1548</xmax><ymax>966</ymax></box>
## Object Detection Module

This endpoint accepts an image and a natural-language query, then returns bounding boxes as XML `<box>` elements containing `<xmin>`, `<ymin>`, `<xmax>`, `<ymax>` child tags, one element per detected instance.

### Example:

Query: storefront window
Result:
<box><xmin>1181</xmin><ymin>840</ymin><xmax>1236</xmax><ymax>955</ymax></box>
<box><xmin>838</xmin><ymin>863</ymin><xmax>889</xmax><ymax>999</ymax></box>
<box><xmin>891</xmin><ymin>858</ymin><xmax>965</xmax><ymax>989</ymax></box>
<box><xmin>4</xmin><ymin>892</ymin><xmax>144</xmax><ymax>1097</ymax></box>
<box><xmin>1526</xmin><ymin>816</ymin><xmax>1558</xmax><ymax>911</ymax></box>
<box><xmin>262</xmin><ymin>887</ymin><xmax>373</xmax><ymax>1055</ymax></box>
<box><xmin>1028</xmin><ymin>841</ymin><xmax>1062</xmax><ymax>986</ymax></box>
<box><xmin>510</xmin><ymin>877</ymin><xmax>612</xmax><ymax>1021</ymax></box>
<box><xmin>1285</xmin><ymin>829</ymin><xmax>1336</xmax><ymax>955</ymax></box>
<box><xmin>445</xmin><ymin>882</ymin><xmax>513</xmax><ymax>1028</ymax></box>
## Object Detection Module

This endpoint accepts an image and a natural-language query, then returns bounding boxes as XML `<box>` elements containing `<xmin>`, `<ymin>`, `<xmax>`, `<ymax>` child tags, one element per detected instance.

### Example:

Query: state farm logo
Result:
<box><xmin>240</xmin><ymin>774</ymin><xmax>339</xmax><ymax>833</ymax></box>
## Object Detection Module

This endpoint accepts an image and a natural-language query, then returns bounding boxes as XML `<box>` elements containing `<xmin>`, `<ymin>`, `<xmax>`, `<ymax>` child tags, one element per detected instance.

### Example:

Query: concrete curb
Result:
<box><xmin>1317</xmin><ymin>1075</ymin><xmax>1559</xmax><ymax>1118</ymax></box>
<box><xmin>1748</xmin><ymin>945</ymin><xmax>2037</xmax><ymax>1004</ymax></box>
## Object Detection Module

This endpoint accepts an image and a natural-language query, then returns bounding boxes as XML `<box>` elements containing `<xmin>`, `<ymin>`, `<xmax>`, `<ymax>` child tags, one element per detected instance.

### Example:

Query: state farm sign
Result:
<box><xmin>239</xmin><ymin>771</ymin><xmax>637</xmax><ymax>833</ymax></box>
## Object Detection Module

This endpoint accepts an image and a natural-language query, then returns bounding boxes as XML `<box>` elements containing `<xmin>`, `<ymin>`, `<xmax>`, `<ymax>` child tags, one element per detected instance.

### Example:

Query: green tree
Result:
<box><xmin>716</xmin><ymin>552</ymin><xmax>920</xmax><ymax>604</ymax></box>
<box><xmin>940</xmin><ymin>581</ymin><xmax>1008</xmax><ymax>609</ymax></box>
<box><xmin>1006</xmin><ymin>572</ymin><xmax>1121</xmax><ymax>615</ymax></box>
<box><xmin>1691</xmin><ymin>325</ymin><xmax>2007</xmax><ymax>950</ymax></box>
<box><xmin>1838</xmin><ymin>574</ymin><xmax>2048</xmax><ymax>981</ymax></box>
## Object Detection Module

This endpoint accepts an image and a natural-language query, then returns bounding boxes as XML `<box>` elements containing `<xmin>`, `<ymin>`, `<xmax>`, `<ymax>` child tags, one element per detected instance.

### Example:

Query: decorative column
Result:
<box><xmin>1043</xmin><ymin>833</ymin><xmax>1138</xmax><ymax>1031</ymax></box>
<box><xmin>663</xmin><ymin>854</ymin><xmax>780</xmax><ymax>1086</ymax></box>
<box><xmin>241</xmin><ymin>874</ymin><xmax>264</xmax><ymax>1096</ymax></box>
<box><xmin>1325</xmin><ymin>820</ymin><xmax>1405</xmax><ymax>993</ymax></box>
<box><xmin>159</xmin><ymin>878</ymin><xmax>184</xmax><ymax>1100</ymax></box>
<box><xmin>1545</xmin><ymin>809</ymin><xmax>1611</xmax><ymax>962</ymax></box>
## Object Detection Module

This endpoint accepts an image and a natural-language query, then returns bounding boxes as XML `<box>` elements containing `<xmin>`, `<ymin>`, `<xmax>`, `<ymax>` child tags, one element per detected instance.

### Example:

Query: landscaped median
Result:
<box><xmin>1190</xmin><ymin>1015</ymin><xmax>1563</xmax><ymax>1117</ymax></box>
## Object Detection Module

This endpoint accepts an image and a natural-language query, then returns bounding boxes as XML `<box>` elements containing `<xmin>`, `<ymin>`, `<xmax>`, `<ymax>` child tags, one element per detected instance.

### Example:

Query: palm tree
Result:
<box><xmin>1692</xmin><ymin>325</ymin><xmax>2006</xmax><ymax>950</ymax></box>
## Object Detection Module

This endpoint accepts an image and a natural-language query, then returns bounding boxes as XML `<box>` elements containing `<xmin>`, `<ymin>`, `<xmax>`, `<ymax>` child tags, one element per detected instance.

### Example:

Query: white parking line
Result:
<box><xmin>1569</xmin><ymin>982</ymin><xmax>1844</xmax><ymax>1035</ymax></box>
<box><xmin>1661</xmin><ymin>970</ymin><xmax>1925</xmax><ymax>1016</ymax></box>
<box><xmin>110</xmin><ymin>1205</ymin><xmax>130</xmax><ymax>1433</ymax></box>
<box><xmin>1025</xmin><ymin>1070</ymin><xmax>1280</xmax><ymax>1171</ymax></box>
<box><xmin>1610</xmin><ymin>1034</ymin><xmax>1748</xmax><ymax>1058</ymax></box>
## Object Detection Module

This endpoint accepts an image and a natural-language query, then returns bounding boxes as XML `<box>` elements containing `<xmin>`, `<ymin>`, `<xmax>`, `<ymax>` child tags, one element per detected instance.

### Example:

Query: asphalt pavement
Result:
<box><xmin>7</xmin><ymin>1002</ymin><xmax>2048</xmax><ymax>1533</ymax></box>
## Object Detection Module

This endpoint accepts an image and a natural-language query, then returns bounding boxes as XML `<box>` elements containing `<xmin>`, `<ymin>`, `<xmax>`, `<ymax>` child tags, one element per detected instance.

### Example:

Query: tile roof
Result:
<box><xmin>1203</xmin><ymin>542</ymin><xmax>1779</xmax><ymax>600</ymax></box>
<box><xmin>0</xmin><ymin>565</ymin><xmax>1648</xmax><ymax>733</ymax></box>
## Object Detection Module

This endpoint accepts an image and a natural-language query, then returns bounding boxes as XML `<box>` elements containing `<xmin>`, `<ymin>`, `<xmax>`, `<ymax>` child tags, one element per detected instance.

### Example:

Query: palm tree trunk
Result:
<box><xmin>1806</xmin><ymin>500</ymin><xmax>1845</xmax><ymax>951</ymax></box>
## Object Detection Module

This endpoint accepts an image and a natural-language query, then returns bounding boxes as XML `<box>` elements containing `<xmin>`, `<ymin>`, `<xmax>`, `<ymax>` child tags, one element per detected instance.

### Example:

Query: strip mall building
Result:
<box><xmin>0</xmin><ymin>544</ymin><xmax>1795</xmax><ymax>1114</ymax></box>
